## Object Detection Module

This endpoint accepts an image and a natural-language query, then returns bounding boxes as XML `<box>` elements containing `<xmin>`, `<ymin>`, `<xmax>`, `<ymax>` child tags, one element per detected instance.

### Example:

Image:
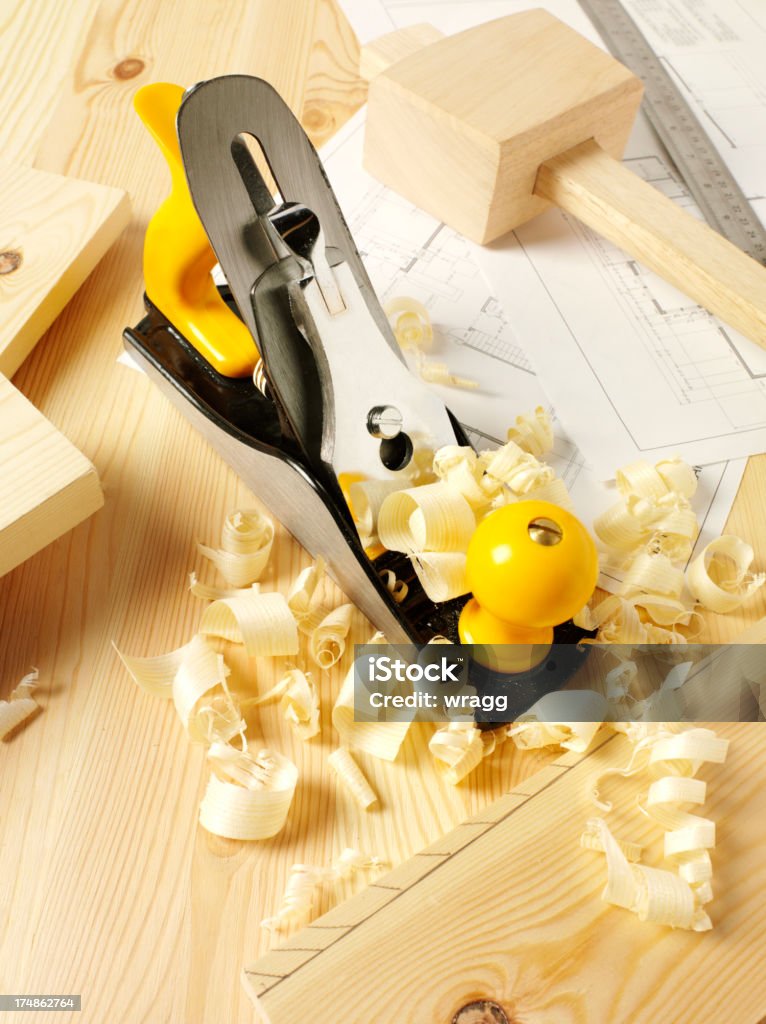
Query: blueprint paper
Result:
<box><xmin>321</xmin><ymin>112</ymin><xmax>745</xmax><ymax>592</ymax></box>
<box><xmin>337</xmin><ymin>0</ymin><xmax>766</xmax><ymax>471</ymax></box>
<box><xmin>621</xmin><ymin>0</ymin><xmax>766</xmax><ymax>231</ymax></box>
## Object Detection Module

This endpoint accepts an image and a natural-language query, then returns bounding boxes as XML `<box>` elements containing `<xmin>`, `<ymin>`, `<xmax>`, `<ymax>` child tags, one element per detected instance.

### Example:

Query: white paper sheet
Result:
<box><xmin>338</xmin><ymin>0</ymin><xmax>766</xmax><ymax>471</ymax></box>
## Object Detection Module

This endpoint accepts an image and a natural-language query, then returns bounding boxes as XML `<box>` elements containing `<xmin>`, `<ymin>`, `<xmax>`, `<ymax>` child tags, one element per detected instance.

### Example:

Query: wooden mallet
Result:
<box><xmin>361</xmin><ymin>10</ymin><xmax>766</xmax><ymax>348</ymax></box>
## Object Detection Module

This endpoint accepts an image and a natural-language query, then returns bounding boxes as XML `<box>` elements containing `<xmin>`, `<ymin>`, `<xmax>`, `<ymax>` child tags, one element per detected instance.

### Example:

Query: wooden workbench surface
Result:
<box><xmin>1</xmin><ymin>3</ymin><xmax>765</xmax><ymax>1022</ymax></box>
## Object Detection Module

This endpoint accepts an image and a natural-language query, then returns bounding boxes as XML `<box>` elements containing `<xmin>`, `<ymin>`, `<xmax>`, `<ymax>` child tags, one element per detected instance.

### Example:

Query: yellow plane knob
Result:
<box><xmin>458</xmin><ymin>500</ymin><xmax>598</xmax><ymax>671</ymax></box>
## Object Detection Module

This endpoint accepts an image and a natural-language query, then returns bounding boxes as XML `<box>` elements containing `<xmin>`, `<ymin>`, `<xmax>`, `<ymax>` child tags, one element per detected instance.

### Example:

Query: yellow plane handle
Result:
<box><xmin>134</xmin><ymin>82</ymin><xmax>259</xmax><ymax>378</ymax></box>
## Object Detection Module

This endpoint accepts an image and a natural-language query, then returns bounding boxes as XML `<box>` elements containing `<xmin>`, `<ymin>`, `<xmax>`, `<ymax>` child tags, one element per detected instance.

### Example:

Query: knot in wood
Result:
<box><xmin>453</xmin><ymin>1000</ymin><xmax>510</xmax><ymax>1024</ymax></box>
<box><xmin>302</xmin><ymin>102</ymin><xmax>335</xmax><ymax>143</ymax></box>
<box><xmin>0</xmin><ymin>250</ymin><xmax>22</xmax><ymax>275</ymax></box>
<box><xmin>113</xmin><ymin>58</ymin><xmax>145</xmax><ymax>80</ymax></box>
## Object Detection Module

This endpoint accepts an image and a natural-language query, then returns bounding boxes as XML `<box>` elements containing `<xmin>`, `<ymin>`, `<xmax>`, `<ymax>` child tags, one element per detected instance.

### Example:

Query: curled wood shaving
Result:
<box><xmin>114</xmin><ymin>639</ymin><xmax>197</xmax><ymax>697</ymax></box>
<box><xmin>200</xmin><ymin>742</ymin><xmax>298</xmax><ymax>840</ymax></box>
<box><xmin>617</xmin><ymin>458</ymin><xmax>697</xmax><ymax>501</ymax></box>
<box><xmin>589</xmin><ymin>726</ymin><xmax>729</xmax><ymax>927</ymax></box>
<box><xmin>287</xmin><ymin>559</ymin><xmax>331</xmax><ymax>636</ymax></box>
<box><xmin>580</xmin><ymin>821</ymin><xmax>643</xmax><ymax>863</ymax></box>
<box><xmin>349</xmin><ymin>479</ymin><xmax>403</xmax><ymax>539</ymax></box>
<box><xmin>429</xmin><ymin>722</ymin><xmax>485</xmax><ymax>784</ymax></box>
<box><xmin>506</xmin><ymin>405</ymin><xmax>554</xmax><ymax>457</ymax></box>
<box><xmin>279</xmin><ymin>669</ymin><xmax>320</xmax><ymax>740</ymax></box>
<box><xmin>575</xmin><ymin>595</ymin><xmax>687</xmax><ymax>646</ymax></box>
<box><xmin>412</xmin><ymin>552</ymin><xmax>469</xmax><ymax>602</ymax></box>
<box><xmin>378</xmin><ymin>483</ymin><xmax>476</xmax><ymax>554</ymax></box>
<box><xmin>686</xmin><ymin>535</ymin><xmax>766</xmax><ymax>612</ymax></box>
<box><xmin>0</xmin><ymin>670</ymin><xmax>39</xmax><ymax>740</ymax></box>
<box><xmin>241</xmin><ymin>668</ymin><xmax>320</xmax><ymax>741</ymax></box>
<box><xmin>172</xmin><ymin>635</ymin><xmax>245</xmax><ymax>745</ymax></box>
<box><xmin>188</xmin><ymin>572</ymin><xmax>261</xmax><ymax>601</ymax></box>
<box><xmin>587</xmin><ymin>817</ymin><xmax>711</xmax><ymax>931</ymax></box>
<box><xmin>525</xmin><ymin>475</ymin><xmax>575</xmax><ymax>512</ymax></box>
<box><xmin>432</xmin><ymin>445</ymin><xmax>502</xmax><ymax>509</ymax></box>
<box><xmin>262</xmin><ymin>847</ymin><xmax>386</xmax><ymax>933</ymax></box>
<box><xmin>416</xmin><ymin>353</ymin><xmax>479</xmax><ymax>391</ymax></box>
<box><xmin>261</xmin><ymin>864</ymin><xmax>323</xmax><ymax>932</ymax></box>
<box><xmin>309</xmin><ymin>604</ymin><xmax>354</xmax><ymax>670</ymax></box>
<box><xmin>582</xmin><ymin>456</ymin><xmax>716</xmax><ymax>642</ymax></box>
<box><xmin>197</xmin><ymin>509</ymin><xmax>274</xmax><ymax>587</ymax></box>
<box><xmin>508</xmin><ymin>690</ymin><xmax>607</xmax><ymax>754</ymax></box>
<box><xmin>328</xmin><ymin>746</ymin><xmax>378</xmax><ymax>809</ymax></box>
<box><xmin>379</xmin><ymin>569</ymin><xmax>408</xmax><ymax>604</ymax></box>
<box><xmin>332</xmin><ymin>642</ymin><xmax>410</xmax><ymax>761</ymax></box>
<box><xmin>199</xmin><ymin>591</ymin><xmax>298</xmax><ymax>657</ymax></box>
<box><xmin>479</xmin><ymin>440</ymin><xmax>555</xmax><ymax>496</ymax></box>
<box><xmin>384</xmin><ymin>296</ymin><xmax>433</xmax><ymax>352</ymax></box>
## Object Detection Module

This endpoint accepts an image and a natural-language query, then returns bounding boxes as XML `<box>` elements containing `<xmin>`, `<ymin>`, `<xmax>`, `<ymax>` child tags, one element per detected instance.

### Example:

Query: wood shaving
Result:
<box><xmin>587</xmin><ymin>817</ymin><xmax>711</xmax><ymax>931</ymax></box>
<box><xmin>309</xmin><ymin>604</ymin><xmax>354</xmax><ymax>669</ymax></box>
<box><xmin>261</xmin><ymin>864</ymin><xmax>323</xmax><ymax>932</ymax></box>
<box><xmin>287</xmin><ymin>558</ymin><xmax>331</xmax><ymax>635</ymax></box>
<box><xmin>262</xmin><ymin>848</ymin><xmax>386</xmax><ymax>934</ymax></box>
<box><xmin>328</xmin><ymin>746</ymin><xmax>378</xmax><ymax>809</ymax></box>
<box><xmin>200</xmin><ymin>742</ymin><xmax>298</xmax><ymax>840</ymax></box>
<box><xmin>197</xmin><ymin>509</ymin><xmax>274</xmax><ymax>587</ymax></box>
<box><xmin>349</xmin><ymin>478</ymin><xmax>403</xmax><ymax>539</ymax></box>
<box><xmin>580</xmin><ymin>822</ymin><xmax>643</xmax><ymax>863</ymax></box>
<box><xmin>508</xmin><ymin>690</ymin><xmax>607</xmax><ymax>754</ymax></box>
<box><xmin>241</xmin><ymin>668</ymin><xmax>320</xmax><ymax>741</ymax></box>
<box><xmin>432</xmin><ymin>445</ymin><xmax>502</xmax><ymax>509</ymax></box>
<box><xmin>379</xmin><ymin>569</ymin><xmax>408</xmax><ymax>604</ymax></box>
<box><xmin>413</xmin><ymin>552</ymin><xmax>469</xmax><ymax>602</ymax></box>
<box><xmin>383</xmin><ymin>296</ymin><xmax>433</xmax><ymax>352</ymax></box>
<box><xmin>0</xmin><ymin>670</ymin><xmax>39</xmax><ymax>740</ymax></box>
<box><xmin>188</xmin><ymin>572</ymin><xmax>261</xmax><ymax>601</ymax></box>
<box><xmin>332</xmin><ymin>639</ymin><xmax>410</xmax><ymax>761</ymax></box>
<box><xmin>171</xmin><ymin>635</ymin><xmax>245</xmax><ymax>745</ymax></box>
<box><xmin>506</xmin><ymin>405</ymin><xmax>554</xmax><ymax>457</ymax></box>
<box><xmin>416</xmin><ymin>353</ymin><xmax>479</xmax><ymax>390</ymax></box>
<box><xmin>587</xmin><ymin>725</ymin><xmax>730</xmax><ymax>930</ymax></box>
<box><xmin>429</xmin><ymin>722</ymin><xmax>485</xmax><ymax>784</ymax></box>
<box><xmin>686</xmin><ymin>535</ymin><xmax>766</xmax><ymax>612</ymax></box>
<box><xmin>114</xmin><ymin>639</ymin><xmax>197</xmax><ymax>697</ymax></box>
<box><xmin>199</xmin><ymin>591</ymin><xmax>298</xmax><ymax>657</ymax></box>
<box><xmin>479</xmin><ymin>440</ymin><xmax>555</xmax><ymax>496</ymax></box>
<box><xmin>279</xmin><ymin>669</ymin><xmax>320</xmax><ymax>740</ymax></box>
<box><xmin>378</xmin><ymin>482</ymin><xmax>476</xmax><ymax>554</ymax></box>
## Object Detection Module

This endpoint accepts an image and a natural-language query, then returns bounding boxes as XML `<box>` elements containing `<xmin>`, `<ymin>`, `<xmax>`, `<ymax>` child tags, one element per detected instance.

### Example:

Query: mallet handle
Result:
<box><xmin>535</xmin><ymin>139</ymin><xmax>766</xmax><ymax>349</ymax></box>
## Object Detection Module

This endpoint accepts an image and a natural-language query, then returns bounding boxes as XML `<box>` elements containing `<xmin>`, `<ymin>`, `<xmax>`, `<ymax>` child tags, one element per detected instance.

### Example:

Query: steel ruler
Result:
<box><xmin>579</xmin><ymin>0</ymin><xmax>766</xmax><ymax>265</ymax></box>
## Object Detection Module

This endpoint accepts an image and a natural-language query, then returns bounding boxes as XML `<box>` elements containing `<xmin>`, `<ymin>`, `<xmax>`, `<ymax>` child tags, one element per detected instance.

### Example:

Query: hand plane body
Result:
<box><xmin>124</xmin><ymin>78</ymin><xmax>469</xmax><ymax>643</ymax></box>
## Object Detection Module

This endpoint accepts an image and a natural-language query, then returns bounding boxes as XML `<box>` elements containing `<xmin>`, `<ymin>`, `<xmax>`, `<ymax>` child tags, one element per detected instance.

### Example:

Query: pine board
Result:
<box><xmin>0</xmin><ymin>161</ymin><xmax>129</xmax><ymax>377</ymax></box>
<box><xmin>245</xmin><ymin>721</ymin><xmax>766</xmax><ymax>1024</ymax></box>
<box><xmin>0</xmin><ymin>3</ymin><xmax>765</xmax><ymax>1023</ymax></box>
<box><xmin>0</xmin><ymin>373</ymin><xmax>103</xmax><ymax>577</ymax></box>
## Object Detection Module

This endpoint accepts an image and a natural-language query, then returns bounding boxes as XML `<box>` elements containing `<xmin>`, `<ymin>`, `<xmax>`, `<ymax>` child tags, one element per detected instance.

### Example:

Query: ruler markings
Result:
<box><xmin>579</xmin><ymin>0</ymin><xmax>766</xmax><ymax>264</ymax></box>
<box><xmin>244</xmin><ymin>732</ymin><xmax>617</xmax><ymax>996</ymax></box>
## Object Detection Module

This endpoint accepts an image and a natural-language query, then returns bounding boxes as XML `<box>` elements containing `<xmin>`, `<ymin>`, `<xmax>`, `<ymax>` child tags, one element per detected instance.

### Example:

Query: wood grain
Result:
<box><xmin>0</xmin><ymin>373</ymin><xmax>103</xmax><ymax>577</ymax></box>
<box><xmin>0</xmin><ymin>4</ymin><xmax>765</xmax><ymax>1024</ymax></box>
<box><xmin>0</xmin><ymin>161</ymin><xmax>129</xmax><ymax>376</ymax></box>
<box><xmin>536</xmin><ymin>138</ymin><xmax>766</xmax><ymax>352</ymax></box>
<box><xmin>246</xmin><ymin>722</ymin><xmax>766</xmax><ymax>1024</ymax></box>
<box><xmin>363</xmin><ymin>11</ymin><xmax>643</xmax><ymax>243</ymax></box>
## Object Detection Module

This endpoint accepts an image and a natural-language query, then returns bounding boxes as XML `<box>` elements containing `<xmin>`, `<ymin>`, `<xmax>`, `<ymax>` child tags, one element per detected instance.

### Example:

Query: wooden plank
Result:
<box><xmin>0</xmin><ymin>161</ymin><xmax>129</xmax><ymax>377</ymax></box>
<box><xmin>0</xmin><ymin>2</ymin><xmax>763</xmax><ymax>1024</ymax></box>
<box><xmin>246</xmin><ymin>722</ymin><xmax>766</xmax><ymax>1024</ymax></box>
<box><xmin>0</xmin><ymin>373</ymin><xmax>103</xmax><ymax>577</ymax></box>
